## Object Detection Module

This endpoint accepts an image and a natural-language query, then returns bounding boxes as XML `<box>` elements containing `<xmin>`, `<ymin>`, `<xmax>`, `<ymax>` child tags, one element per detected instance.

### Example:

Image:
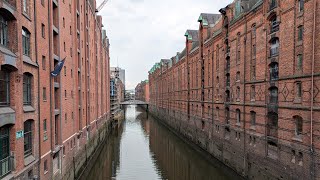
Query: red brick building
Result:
<box><xmin>135</xmin><ymin>80</ymin><xmax>150</xmax><ymax>103</ymax></box>
<box><xmin>0</xmin><ymin>0</ymin><xmax>110</xmax><ymax>179</ymax></box>
<box><xmin>149</xmin><ymin>0</ymin><xmax>320</xmax><ymax>179</ymax></box>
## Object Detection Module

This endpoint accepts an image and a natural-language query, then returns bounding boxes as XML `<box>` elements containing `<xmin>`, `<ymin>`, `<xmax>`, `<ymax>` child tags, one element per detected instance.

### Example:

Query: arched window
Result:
<box><xmin>250</xmin><ymin>111</ymin><xmax>256</xmax><ymax>126</ymax></box>
<box><xmin>269</xmin><ymin>62</ymin><xmax>279</xmax><ymax>81</ymax></box>
<box><xmin>225</xmin><ymin>108</ymin><xmax>230</xmax><ymax>124</ymax></box>
<box><xmin>24</xmin><ymin>120</ymin><xmax>33</xmax><ymax>156</ymax></box>
<box><xmin>226</xmin><ymin>57</ymin><xmax>230</xmax><ymax>72</ymax></box>
<box><xmin>236</xmin><ymin>87</ymin><xmax>240</xmax><ymax>100</ymax></box>
<box><xmin>0</xmin><ymin>126</ymin><xmax>10</xmax><ymax>158</ymax></box>
<box><xmin>299</xmin><ymin>0</ymin><xmax>304</xmax><ymax>12</ymax></box>
<box><xmin>270</xmin><ymin>16</ymin><xmax>279</xmax><ymax>33</ymax></box>
<box><xmin>215</xmin><ymin>107</ymin><xmax>219</xmax><ymax>120</ymax></box>
<box><xmin>226</xmin><ymin>90</ymin><xmax>230</xmax><ymax>102</ymax></box>
<box><xmin>0</xmin><ymin>15</ymin><xmax>8</xmax><ymax>47</ymax></box>
<box><xmin>0</xmin><ymin>70</ymin><xmax>10</xmax><ymax>106</ymax></box>
<box><xmin>226</xmin><ymin>74</ymin><xmax>230</xmax><ymax>87</ymax></box>
<box><xmin>22</xmin><ymin>28</ymin><xmax>31</xmax><ymax>56</ymax></box>
<box><xmin>236</xmin><ymin>72</ymin><xmax>240</xmax><ymax>82</ymax></box>
<box><xmin>23</xmin><ymin>73</ymin><xmax>32</xmax><ymax>105</ymax></box>
<box><xmin>251</xmin><ymin>85</ymin><xmax>255</xmax><ymax>101</ymax></box>
<box><xmin>294</xmin><ymin>116</ymin><xmax>303</xmax><ymax>137</ymax></box>
<box><xmin>236</xmin><ymin>109</ymin><xmax>241</xmax><ymax>123</ymax></box>
<box><xmin>270</xmin><ymin>38</ymin><xmax>279</xmax><ymax>56</ymax></box>
<box><xmin>269</xmin><ymin>87</ymin><xmax>278</xmax><ymax>104</ymax></box>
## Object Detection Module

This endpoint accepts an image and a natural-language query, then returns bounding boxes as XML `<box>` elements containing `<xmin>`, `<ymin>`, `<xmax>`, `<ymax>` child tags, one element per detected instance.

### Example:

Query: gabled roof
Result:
<box><xmin>184</xmin><ymin>30</ymin><xmax>199</xmax><ymax>41</ymax></box>
<box><xmin>198</xmin><ymin>13</ymin><xmax>221</xmax><ymax>26</ymax></box>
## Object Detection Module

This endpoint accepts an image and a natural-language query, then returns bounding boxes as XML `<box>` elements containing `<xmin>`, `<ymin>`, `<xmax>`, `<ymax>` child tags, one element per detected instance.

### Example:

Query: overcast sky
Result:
<box><xmin>97</xmin><ymin>0</ymin><xmax>230</xmax><ymax>90</ymax></box>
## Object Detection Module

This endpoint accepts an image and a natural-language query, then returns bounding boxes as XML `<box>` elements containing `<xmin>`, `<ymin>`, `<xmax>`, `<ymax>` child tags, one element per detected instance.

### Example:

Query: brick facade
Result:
<box><xmin>149</xmin><ymin>0</ymin><xmax>320</xmax><ymax>179</ymax></box>
<box><xmin>0</xmin><ymin>0</ymin><xmax>110</xmax><ymax>179</ymax></box>
<box><xmin>135</xmin><ymin>80</ymin><xmax>150</xmax><ymax>103</ymax></box>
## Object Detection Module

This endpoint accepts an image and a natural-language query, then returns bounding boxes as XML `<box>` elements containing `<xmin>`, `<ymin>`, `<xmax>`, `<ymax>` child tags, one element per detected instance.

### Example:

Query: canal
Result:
<box><xmin>83</xmin><ymin>105</ymin><xmax>242</xmax><ymax>180</ymax></box>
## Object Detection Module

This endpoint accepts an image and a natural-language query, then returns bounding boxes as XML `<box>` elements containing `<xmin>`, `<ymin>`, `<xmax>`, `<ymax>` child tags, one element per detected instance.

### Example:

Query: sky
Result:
<box><xmin>97</xmin><ymin>0</ymin><xmax>230</xmax><ymax>89</ymax></box>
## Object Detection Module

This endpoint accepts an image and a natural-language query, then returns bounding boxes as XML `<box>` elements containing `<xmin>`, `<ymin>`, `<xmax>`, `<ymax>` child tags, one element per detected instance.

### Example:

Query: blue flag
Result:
<box><xmin>51</xmin><ymin>58</ymin><xmax>66</xmax><ymax>77</ymax></box>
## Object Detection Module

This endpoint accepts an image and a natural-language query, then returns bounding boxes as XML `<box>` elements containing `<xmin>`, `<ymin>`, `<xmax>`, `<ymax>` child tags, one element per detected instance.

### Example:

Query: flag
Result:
<box><xmin>51</xmin><ymin>58</ymin><xmax>66</xmax><ymax>77</ymax></box>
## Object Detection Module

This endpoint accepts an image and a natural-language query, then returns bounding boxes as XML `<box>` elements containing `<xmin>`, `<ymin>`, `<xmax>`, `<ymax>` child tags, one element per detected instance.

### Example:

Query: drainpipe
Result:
<box><xmin>33</xmin><ymin>0</ymin><xmax>41</xmax><ymax>178</ymax></box>
<box><xmin>243</xmin><ymin>16</ymin><xmax>248</xmax><ymax>176</ymax></box>
<box><xmin>310</xmin><ymin>0</ymin><xmax>316</xmax><ymax>179</ymax></box>
<box><xmin>47</xmin><ymin>0</ymin><xmax>54</xmax><ymax>178</ymax></box>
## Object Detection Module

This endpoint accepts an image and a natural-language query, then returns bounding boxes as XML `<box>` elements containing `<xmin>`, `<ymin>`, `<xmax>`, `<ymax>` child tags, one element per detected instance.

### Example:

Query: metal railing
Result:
<box><xmin>0</xmin><ymin>156</ymin><xmax>14</xmax><ymax>178</ymax></box>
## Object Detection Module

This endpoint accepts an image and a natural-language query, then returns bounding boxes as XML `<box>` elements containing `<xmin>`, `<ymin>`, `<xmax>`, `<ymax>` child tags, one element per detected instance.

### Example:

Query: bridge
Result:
<box><xmin>120</xmin><ymin>100</ymin><xmax>149</xmax><ymax>112</ymax></box>
<box><xmin>120</xmin><ymin>100</ymin><xmax>148</xmax><ymax>105</ymax></box>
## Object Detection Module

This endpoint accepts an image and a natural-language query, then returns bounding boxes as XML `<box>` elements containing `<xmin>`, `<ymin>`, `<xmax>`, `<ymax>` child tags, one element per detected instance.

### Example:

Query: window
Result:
<box><xmin>252</xmin><ymin>25</ymin><xmax>256</xmax><ymax>38</ymax></box>
<box><xmin>270</xmin><ymin>0</ymin><xmax>277</xmax><ymax>10</ymax></box>
<box><xmin>0</xmin><ymin>15</ymin><xmax>8</xmax><ymax>47</ymax></box>
<box><xmin>270</xmin><ymin>16</ymin><xmax>279</xmax><ymax>33</ymax></box>
<box><xmin>0</xmin><ymin>126</ymin><xmax>10</xmax><ymax>168</ymax></box>
<box><xmin>270</xmin><ymin>62</ymin><xmax>279</xmax><ymax>81</ymax></box>
<box><xmin>236</xmin><ymin>87</ymin><xmax>240</xmax><ymax>100</ymax></box>
<box><xmin>236</xmin><ymin>109</ymin><xmax>241</xmax><ymax>124</ymax></box>
<box><xmin>236</xmin><ymin>72</ymin><xmax>240</xmax><ymax>82</ymax></box>
<box><xmin>216</xmin><ymin>107</ymin><xmax>219</xmax><ymax>120</ymax></box>
<box><xmin>24</xmin><ymin>120</ymin><xmax>33</xmax><ymax>156</ymax></box>
<box><xmin>65</xmin><ymin>90</ymin><xmax>67</xmax><ymax>98</ymax></box>
<box><xmin>297</xmin><ymin>54</ymin><xmax>303</xmax><ymax>72</ymax></box>
<box><xmin>298</xmin><ymin>26</ymin><xmax>303</xmax><ymax>41</ymax></box>
<box><xmin>250</xmin><ymin>111</ymin><xmax>256</xmax><ymax>126</ymax></box>
<box><xmin>22</xmin><ymin>29</ymin><xmax>30</xmax><ymax>56</ymax></box>
<box><xmin>23</xmin><ymin>0</ymin><xmax>29</xmax><ymax>14</ymax></box>
<box><xmin>64</xmin><ymin>66</ymin><xmax>66</xmax><ymax>76</ymax></box>
<box><xmin>41</xmin><ymin>24</ymin><xmax>45</xmax><ymax>38</ymax></box>
<box><xmin>64</xmin><ymin>42</ymin><xmax>66</xmax><ymax>52</ymax></box>
<box><xmin>251</xmin><ymin>85</ymin><xmax>255</xmax><ymax>101</ymax></box>
<box><xmin>270</xmin><ymin>87</ymin><xmax>278</xmax><ymax>104</ymax></box>
<box><xmin>0</xmin><ymin>70</ymin><xmax>10</xmax><ymax>106</ymax></box>
<box><xmin>70</xmin><ymin>26</ymin><xmax>72</xmax><ymax>35</ymax></box>
<box><xmin>63</xmin><ymin>18</ymin><xmax>65</xmax><ymax>28</ymax></box>
<box><xmin>41</xmin><ymin>0</ymin><xmax>45</xmax><ymax>6</ymax></box>
<box><xmin>225</xmin><ymin>108</ymin><xmax>230</xmax><ymax>124</ymax></box>
<box><xmin>43</xmin><ymin>87</ymin><xmax>46</xmax><ymax>101</ymax></box>
<box><xmin>294</xmin><ymin>116</ymin><xmax>303</xmax><ymax>136</ymax></box>
<box><xmin>44</xmin><ymin>160</ymin><xmax>48</xmax><ymax>173</ymax></box>
<box><xmin>43</xmin><ymin>119</ymin><xmax>47</xmax><ymax>131</ymax></box>
<box><xmin>299</xmin><ymin>0</ymin><xmax>304</xmax><ymax>12</ymax></box>
<box><xmin>42</xmin><ymin>56</ymin><xmax>46</xmax><ymax>70</ymax></box>
<box><xmin>270</xmin><ymin>38</ymin><xmax>279</xmax><ymax>56</ymax></box>
<box><xmin>296</xmin><ymin>82</ymin><xmax>302</xmax><ymax>98</ymax></box>
<box><xmin>65</xmin><ymin>113</ymin><xmax>67</xmax><ymax>123</ymax></box>
<box><xmin>23</xmin><ymin>74</ymin><xmax>32</xmax><ymax>105</ymax></box>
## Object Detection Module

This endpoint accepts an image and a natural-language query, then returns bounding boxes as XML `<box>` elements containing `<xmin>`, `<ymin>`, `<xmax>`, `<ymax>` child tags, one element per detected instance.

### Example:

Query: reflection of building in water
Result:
<box><xmin>137</xmin><ymin>109</ymin><xmax>150</xmax><ymax>136</ymax></box>
<box><xmin>149</xmin><ymin>119</ymin><xmax>238</xmax><ymax>180</ymax></box>
<box><xmin>83</xmin><ymin>125</ymin><xmax>123</xmax><ymax>180</ymax></box>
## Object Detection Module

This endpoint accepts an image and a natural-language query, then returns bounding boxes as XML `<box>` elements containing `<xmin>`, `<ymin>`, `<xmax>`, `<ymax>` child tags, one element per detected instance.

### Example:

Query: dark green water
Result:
<box><xmin>84</xmin><ymin>105</ymin><xmax>242</xmax><ymax>180</ymax></box>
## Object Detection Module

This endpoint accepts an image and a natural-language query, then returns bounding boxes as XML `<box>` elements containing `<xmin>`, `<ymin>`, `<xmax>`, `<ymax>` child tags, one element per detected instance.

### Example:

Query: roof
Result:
<box><xmin>184</xmin><ymin>30</ymin><xmax>199</xmax><ymax>42</ymax></box>
<box><xmin>198</xmin><ymin>13</ymin><xmax>221</xmax><ymax>26</ymax></box>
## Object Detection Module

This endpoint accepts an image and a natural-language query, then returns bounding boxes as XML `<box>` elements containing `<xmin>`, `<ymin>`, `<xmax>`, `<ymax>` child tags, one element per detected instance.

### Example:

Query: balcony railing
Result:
<box><xmin>0</xmin><ymin>156</ymin><xmax>14</xmax><ymax>178</ymax></box>
<box><xmin>270</xmin><ymin>21</ymin><xmax>279</xmax><ymax>34</ymax></box>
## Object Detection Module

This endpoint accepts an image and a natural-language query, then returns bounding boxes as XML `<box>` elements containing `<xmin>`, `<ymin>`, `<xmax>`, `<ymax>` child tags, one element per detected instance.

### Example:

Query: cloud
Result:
<box><xmin>97</xmin><ymin>0</ymin><xmax>231</xmax><ymax>89</ymax></box>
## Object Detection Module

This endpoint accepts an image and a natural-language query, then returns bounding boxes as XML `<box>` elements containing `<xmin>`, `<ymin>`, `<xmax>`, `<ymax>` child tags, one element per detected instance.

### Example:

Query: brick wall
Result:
<box><xmin>148</xmin><ymin>0</ymin><xmax>320</xmax><ymax>179</ymax></box>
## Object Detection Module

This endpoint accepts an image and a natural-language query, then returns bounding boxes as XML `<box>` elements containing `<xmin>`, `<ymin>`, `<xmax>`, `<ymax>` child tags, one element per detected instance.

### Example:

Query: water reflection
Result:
<box><xmin>84</xmin><ymin>105</ymin><xmax>241</xmax><ymax>180</ymax></box>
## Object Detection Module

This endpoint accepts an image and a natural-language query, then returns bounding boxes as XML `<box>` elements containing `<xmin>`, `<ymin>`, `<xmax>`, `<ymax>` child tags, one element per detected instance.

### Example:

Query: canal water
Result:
<box><xmin>84</xmin><ymin>105</ymin><xmax>242</xmax><ymax>180</ymax></box>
